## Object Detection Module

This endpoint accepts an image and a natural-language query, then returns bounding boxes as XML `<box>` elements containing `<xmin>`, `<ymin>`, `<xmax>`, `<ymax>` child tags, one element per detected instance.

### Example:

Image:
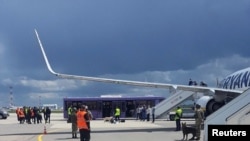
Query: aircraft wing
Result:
<box><xmin>34</xmin><ymin>29</ymin><xmax>243</xmax><ymax>96</ymax></box>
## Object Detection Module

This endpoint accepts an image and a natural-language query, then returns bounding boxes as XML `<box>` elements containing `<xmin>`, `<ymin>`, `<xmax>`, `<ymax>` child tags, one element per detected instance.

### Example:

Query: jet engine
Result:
<box><xmin>196</xmin><ymin>96</ymin><xmax>225</xmax><ymax>117</ymax></box>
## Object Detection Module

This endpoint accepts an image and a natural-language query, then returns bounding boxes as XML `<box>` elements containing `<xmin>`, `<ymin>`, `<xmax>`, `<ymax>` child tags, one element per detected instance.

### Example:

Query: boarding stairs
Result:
<box><xmin>203</xmin><ymin>88</ymin><xmax>250</xmax><ymax>141</ymax></box>
<box><xmin>155</xmin><ymin>90</ymin><xmax>196</xmax><ymax>119</ymax></box>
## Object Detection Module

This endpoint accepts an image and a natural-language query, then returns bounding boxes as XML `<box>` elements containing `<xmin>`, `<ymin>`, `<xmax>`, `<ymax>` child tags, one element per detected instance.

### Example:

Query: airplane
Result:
<box><xmin>34</xmin><ymin>29</ymin><xmax>249</xmax><ymax>117</ymax></box>
<box><xmin>3</xmin><ymin>105</ymin><xmax>22</xmax><ymax>111</ymax></box>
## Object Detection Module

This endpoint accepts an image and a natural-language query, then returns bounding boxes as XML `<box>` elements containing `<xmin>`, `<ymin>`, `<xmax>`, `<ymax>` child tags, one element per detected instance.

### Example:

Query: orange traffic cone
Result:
<box><xmin>44</xmin><ymin>126</ymin><xmax>47</xmax><ymax>134</ymax></box>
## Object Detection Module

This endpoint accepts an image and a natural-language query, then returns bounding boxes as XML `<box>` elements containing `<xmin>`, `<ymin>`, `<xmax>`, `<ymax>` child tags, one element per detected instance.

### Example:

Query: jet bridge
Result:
<box><xmin>203</xmin><ymin>88</ymin><xmax>250</xmax><ymax>141</ymax></box>
<box><xmin>155</xmin><ymin>90</ymin><xmax>196</xmax><ymax>119</ymax></box>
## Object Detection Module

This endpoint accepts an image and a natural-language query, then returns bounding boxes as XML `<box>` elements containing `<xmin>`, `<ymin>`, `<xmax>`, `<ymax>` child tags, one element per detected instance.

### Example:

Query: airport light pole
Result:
<box><xmin>39</xmin><ymin>95</ymin><xmax>41</xmax><ymax>108</ymax></box>
<box><xmin>9</xmin><ymin>86</ymin><xmax>13</xmax><ymax>107</ymax></box>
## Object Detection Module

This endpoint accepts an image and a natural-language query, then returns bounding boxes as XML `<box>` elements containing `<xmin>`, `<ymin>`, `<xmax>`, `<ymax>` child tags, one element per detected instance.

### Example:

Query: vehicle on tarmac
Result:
<box><xmin>0</xmin><ymin>108</ymin><xmax>10</xmax><ymax>119</ymax></box>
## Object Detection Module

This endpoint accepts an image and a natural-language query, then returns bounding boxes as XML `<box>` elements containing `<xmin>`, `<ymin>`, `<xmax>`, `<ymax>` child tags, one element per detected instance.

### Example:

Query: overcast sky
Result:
<box><xmin>0</xmin><ymin>0</ymin><xmax>250</xmax><ymax>108</ymax></box>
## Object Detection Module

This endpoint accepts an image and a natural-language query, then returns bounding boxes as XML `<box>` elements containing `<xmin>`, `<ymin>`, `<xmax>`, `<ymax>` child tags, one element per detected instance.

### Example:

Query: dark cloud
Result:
<box><xmin>0</xmin><ymin>0</ymin><xmax>250</xmax><ymax>107</ymax></box>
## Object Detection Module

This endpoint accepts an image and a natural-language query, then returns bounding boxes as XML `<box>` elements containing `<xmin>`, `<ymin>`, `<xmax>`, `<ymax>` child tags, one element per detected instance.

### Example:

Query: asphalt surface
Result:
<box><xmin>0</xmin><ymin>113</ymin><xmax>203</xmax><ymax>141</ymax></box>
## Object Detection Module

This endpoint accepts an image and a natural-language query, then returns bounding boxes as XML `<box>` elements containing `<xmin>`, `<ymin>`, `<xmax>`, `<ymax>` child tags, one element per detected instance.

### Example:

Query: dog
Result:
<box><xmin>182</xmin><ymin>122</ymin><xmax>196</xmax><ymax>140</ymax></box>
<box><xmin>103</xmin><ymin>116</ymin><xmax>113</xmax><ymax>123</ymax></box>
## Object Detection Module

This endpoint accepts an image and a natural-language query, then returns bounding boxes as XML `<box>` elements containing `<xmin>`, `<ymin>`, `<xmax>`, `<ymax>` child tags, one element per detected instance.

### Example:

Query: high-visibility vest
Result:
<box><xmin>115</xmin><ymin>108</ymin><xmax>120</xmax><ymax>116</ymax></box>
<box><xmin>77</xmin><ymin>111</ymin><xmax>89</xmax><ymax>130</ymax></box>
<box><xmin>68</xmin><ymin>107</ymin><xmax>72</xmax><ymax>115</ymax></box>
<box><xmin>174</xmin><ymin>108</ymin><xmax>182</xmax><ymax>120</ymax></box>
<box><xmin>18</xmin><ymin>109</ymin><xmax>25</xmax><ymax>118</ymax></box>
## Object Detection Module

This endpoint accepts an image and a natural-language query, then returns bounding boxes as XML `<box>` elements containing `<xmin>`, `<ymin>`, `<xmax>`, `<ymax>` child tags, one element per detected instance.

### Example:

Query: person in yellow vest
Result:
<box><xmin>71</xmin><ymin>107</ymin><xmax>78</xmax><ymax>138</ymax></box>
<box><xmin>67</xmin><ymin>105</ymin><xmax>73</xmax><ymax>123</ymax></box>
<box><xmin>114</xmin><ymin>106</ymin><xmax>121</xmax><ymax>122</ymax></box>
<box><xmin>174</xmin><ymin>106</ymin><xmax>183</xmax><ymax>131</ymax></box>
<box><xmin>77</xmin><ymin>105</ymin><xmax>90</xmax><ymax>141</ymax></box>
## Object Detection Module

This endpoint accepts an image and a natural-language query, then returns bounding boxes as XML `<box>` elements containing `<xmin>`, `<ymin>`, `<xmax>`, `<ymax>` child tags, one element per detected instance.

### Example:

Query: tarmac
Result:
<box><xmin>0</xmin><ymin>113</ymin><xmax>204</xmax><ymax>141</ymax></box>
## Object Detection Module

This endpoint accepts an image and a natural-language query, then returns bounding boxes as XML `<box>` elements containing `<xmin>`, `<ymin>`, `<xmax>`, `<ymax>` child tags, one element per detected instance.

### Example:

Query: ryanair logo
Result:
<box><xmin>221</xmin><ymin>71</ymin><xmax>250</xmax><ymax>89</ymax></box>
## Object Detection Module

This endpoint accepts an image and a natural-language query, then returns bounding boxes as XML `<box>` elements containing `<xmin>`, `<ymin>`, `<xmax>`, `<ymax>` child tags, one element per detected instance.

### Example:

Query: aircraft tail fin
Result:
<box><xmin>34</xmin><ymin>29</ymin><xmax>57</xmax><ymax>75</ymax></box>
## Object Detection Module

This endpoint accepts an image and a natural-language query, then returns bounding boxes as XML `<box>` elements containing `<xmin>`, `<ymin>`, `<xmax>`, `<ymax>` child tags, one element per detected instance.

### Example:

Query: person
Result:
<box><xmin>190</xmin><ymin>104</ymin><xmax>204</xmax><ymax>140</ymax></box>
<box><xmin>33</xmin><ymin>106</ymin><xmax>40</xmax><ymax>124</ymax></box>
<box><xmin>174</xmin><ymin>106</ymin><xmax>183</xmax><ymax>131</ymax></box>
<box><xmin>37</xmin><ymin>110</ymin><xmax>43</xmax><ymax>123</ymax></box>
<box><xmin>71</xmin><ymin>107</ymin><xmax>78</xmax><ymax>138</ymax></box>
<box><xmin>85</xmin><ymin>106</ymin><xmax>93</xmax><ymax>130</ymax></box>
<box><xmin>67</xmin><ymin>105</ymin><xmax>73</xmax><ymax>123</ymax></box>
<box><xmin>200</xmin><ymin>81</ymin><xmax>207</xmax><ymax>87</ymax></box>
<box><xmin>193</xmin><ymin>81</ymin><xmax>197</xmax><ymax>85</ymax></box>
<box><xmin>26</xmin><ymin>107</ymin><xmax>32</xmax><ymax>124</ymax></box>
<box><xmin>77</xmin><ymin>105</ymin><xmax>90</xmax><ymax>141</ymax></box>
<box><xmin>45</xmin><ymin>107</ymin><xmax>51</xmax><ymax>124</ymax></box>
<box><xmin>141</xmin><ymin>105</ymin><xmax>147</xmax><ymax>121</ymax></box>
<box><xmin>18</xmin><ymin>108</ymin><xmax>25</xmax><ymax>124</ymax></box>
<box><xmin>146</xmin><ymin>105</ymin><xmax>151</xmax><ymax>121</ymax></box>
<box><xmin>30</xmin><ymin>107</ymin><xmax>35</xmax><ymax>123</ymax></box>
<box><xmin>16</xmin><ymin>107</ymin><xmax>20</xmax><ymax>122</ymax></box>
<box><xmin>188</xmin><ymin>79</ymin><xmax>193</xmax><ymax>86</ymax></box>
<box><xmin>114</xmin><ymin>106</ymin><xmax>121</xmax><ymax>122</ymax></box>
<box><xmin>151</xmin><ymin>106</ymin><xmax>155</xmax><ymax>123</ymax></box>
<box><xmin>42</xmin><ymin>107</ymin><xmax>46</xmax><ymax>121</ymax></box>
<box><xmin>136</xmin><ymin>106</ymin><xmax>140</xmax><ymax>120</ymax></box>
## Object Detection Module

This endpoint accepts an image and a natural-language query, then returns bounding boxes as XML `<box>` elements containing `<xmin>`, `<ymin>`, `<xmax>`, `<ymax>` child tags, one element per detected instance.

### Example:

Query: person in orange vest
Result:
<box><xmin>16</xmin><ymin>108</ymin><xmax>20</xmax><ymax>122</ymax></box>
<box><xmin>77</xmin><ymin>105</ymin><xmax>90</xmax><ymax>141</ymax></box>
<box><xmin>18</xmin><ymin>108</ymin><xmax>25</xmax><ymax>124</ymax></box>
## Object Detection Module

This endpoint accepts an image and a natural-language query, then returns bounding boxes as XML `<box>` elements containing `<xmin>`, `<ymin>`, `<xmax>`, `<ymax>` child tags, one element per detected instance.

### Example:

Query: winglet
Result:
<box><xmin>34</xmin><ymin>29</ymin><xmax>57</xmax><ymax>75</ymax></box>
